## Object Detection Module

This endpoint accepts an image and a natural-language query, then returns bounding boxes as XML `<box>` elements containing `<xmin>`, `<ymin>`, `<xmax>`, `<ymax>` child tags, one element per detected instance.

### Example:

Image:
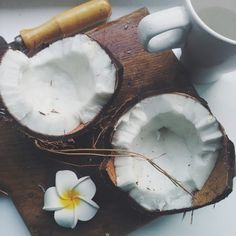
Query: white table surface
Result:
<box><xmin>0</xmin><ymin>1</ymin><xmax>236</xmax><ymax>235</ymax></box>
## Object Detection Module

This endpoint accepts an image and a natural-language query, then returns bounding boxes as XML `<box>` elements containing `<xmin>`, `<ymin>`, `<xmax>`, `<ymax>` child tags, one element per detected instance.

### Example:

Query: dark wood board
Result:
<box><xmin>0</xmin><ymin>8</ymin><xmax>234</xmax><ymax>236</ymax></box>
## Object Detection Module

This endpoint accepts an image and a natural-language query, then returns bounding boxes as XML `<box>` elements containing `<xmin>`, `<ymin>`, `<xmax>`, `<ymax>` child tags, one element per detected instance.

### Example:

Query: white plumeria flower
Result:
<box><xmin>43</xmin><ymin>170</ymin><xmax>99</xmax><ymax>229</ymax></box>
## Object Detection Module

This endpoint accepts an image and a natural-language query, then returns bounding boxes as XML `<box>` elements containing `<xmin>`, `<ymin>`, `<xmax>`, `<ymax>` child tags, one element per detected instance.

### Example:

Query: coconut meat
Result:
<box><xmin>0</xmin><ymin>34</ymin><xmax>116</xmax><ymax>136</ymax></box>
<box><xmin>112</xmin><ymin>94</ymin><xmax>223</xmax><ymax>211</ymax></box>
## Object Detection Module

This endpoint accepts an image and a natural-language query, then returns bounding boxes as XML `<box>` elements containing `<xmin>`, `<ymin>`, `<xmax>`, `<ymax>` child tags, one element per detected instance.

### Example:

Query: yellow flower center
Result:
<box><xmin>60</xmin><ymin>189</ymin><xmax>80</xmax><ymax>210</ymax></box>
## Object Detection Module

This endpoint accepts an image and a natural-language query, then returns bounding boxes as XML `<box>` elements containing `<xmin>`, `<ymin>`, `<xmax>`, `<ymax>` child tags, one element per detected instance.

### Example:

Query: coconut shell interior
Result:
<box><xmin>104</xmin><ymin>102</ymin><xmax>235</xmax><ymax>214</ymax></box>
<box><xmin>0</xmin><ymin>35</ymin><xmax>123</xmax><ymax>140</ymax></box>
<box><xmin>0</xmin><ymin>7</ymin><xmax>235</xmax><ymax>235</ymax></box>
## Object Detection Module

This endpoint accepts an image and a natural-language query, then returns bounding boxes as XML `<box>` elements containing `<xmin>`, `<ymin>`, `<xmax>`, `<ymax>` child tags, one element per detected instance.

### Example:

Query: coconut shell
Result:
<box><xmin>102</xmin><ymin>92</ymin><xmax>235</xmax><ymax>215</ymax></box>
<box><xmin>0</xmin><ymin>36</ymin><xmax>123</xmax><ymax>141</ymax></box>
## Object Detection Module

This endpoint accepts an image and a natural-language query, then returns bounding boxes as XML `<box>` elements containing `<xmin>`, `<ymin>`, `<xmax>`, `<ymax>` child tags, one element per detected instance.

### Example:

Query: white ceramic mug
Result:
<box><xmin>138</xmin><ymin>0</ymin><xmax>236</xmax><ymax>83</ymax></box>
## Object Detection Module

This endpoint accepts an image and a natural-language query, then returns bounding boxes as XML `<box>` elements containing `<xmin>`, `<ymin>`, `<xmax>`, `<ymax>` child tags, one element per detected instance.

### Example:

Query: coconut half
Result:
<box><xmin>0</xmin><ymin>34</ymin><xmax>117</xmax><ymax>136</ymax></box>
<box><xmin>111</xmin><ymin>93</ymin><xmax>223</xmax><ymax>212</ymax></box>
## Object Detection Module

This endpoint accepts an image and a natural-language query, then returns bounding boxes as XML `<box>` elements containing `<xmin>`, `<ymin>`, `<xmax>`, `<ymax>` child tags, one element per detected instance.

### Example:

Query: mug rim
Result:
<box><xmin>186</xmin><ymin>0</ymin><xmax>236</xmax><ymax>45</ymax></box>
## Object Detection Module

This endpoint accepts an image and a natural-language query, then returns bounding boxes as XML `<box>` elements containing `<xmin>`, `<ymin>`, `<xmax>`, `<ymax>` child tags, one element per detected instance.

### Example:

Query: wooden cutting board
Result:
<box><xmin>0</xmin><ymin>8</ymin><xmax>234</xmax><ymax>236</ymax></box>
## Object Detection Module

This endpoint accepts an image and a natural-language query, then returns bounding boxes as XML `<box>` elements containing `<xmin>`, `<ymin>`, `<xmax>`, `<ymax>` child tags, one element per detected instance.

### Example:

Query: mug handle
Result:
<box><xmin>138</xmin><ymin>7</ymin><xmax>191</xmax><ymax>53</ymax></box>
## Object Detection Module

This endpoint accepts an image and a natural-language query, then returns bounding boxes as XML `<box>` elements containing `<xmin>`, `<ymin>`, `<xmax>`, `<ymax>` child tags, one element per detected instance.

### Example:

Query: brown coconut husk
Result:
<box><xmin>0</xmin><ymin>8</ymin><xmax>234</xmax><ymax>216</ymax></box>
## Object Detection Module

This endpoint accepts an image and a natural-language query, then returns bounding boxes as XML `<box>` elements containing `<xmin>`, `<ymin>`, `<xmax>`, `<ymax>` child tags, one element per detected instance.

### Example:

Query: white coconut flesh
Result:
<box><xmin>0</xmin><ymin>34</ymin><xmax>116</xmax><ymax>136</ymax></box>
<box><xmin>112</xmin><ymin>93</ymin><xmax>223</xmax><ymax>211</ymax></box>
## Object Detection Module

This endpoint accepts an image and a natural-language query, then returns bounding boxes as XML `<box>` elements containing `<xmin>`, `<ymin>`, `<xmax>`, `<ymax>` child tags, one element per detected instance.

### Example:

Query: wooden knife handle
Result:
<box><xmin>20</xmin><ymin>0</ymin><xmax>111</xmax><ymax>50</ymax></box>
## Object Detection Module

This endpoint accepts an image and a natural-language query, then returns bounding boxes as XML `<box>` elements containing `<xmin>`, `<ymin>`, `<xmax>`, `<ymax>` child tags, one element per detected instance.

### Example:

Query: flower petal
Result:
<box><xmin>43</xmin><ymin>187</ymin><xmax>64</xmax><ymax>211</ymax></box>
<box><xmin>75</xmin><ymin>197</ymin><xmax>99</xmax><ymax>221</ymax></box>
<box><xmin>56</xmin><ymin>170</ymin><xmax>79</xmax><ymax>198</ymax></box>
<box><xmin>54</xmin><ymin>208</ymin><xmax>77</xmax><ymax>229</ymax></box>
<box><xmin>73</xmin><ymin>176</ymin><xmax>96</xmax><ymax>199</ymax></box>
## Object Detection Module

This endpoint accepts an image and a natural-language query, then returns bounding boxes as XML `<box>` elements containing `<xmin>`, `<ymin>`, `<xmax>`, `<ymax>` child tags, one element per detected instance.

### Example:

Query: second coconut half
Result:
<box><xmin>106</xmin><ymin>93</ymin><xmax>232</xmax><ymax>213</ymax></box>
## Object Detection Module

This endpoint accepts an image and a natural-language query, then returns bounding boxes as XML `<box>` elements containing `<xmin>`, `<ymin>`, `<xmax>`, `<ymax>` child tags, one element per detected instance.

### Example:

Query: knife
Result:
<box><xmin>7</xmin><ymin>0</ymin><xmax>111</xmax><ymax>53</ymax></box>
